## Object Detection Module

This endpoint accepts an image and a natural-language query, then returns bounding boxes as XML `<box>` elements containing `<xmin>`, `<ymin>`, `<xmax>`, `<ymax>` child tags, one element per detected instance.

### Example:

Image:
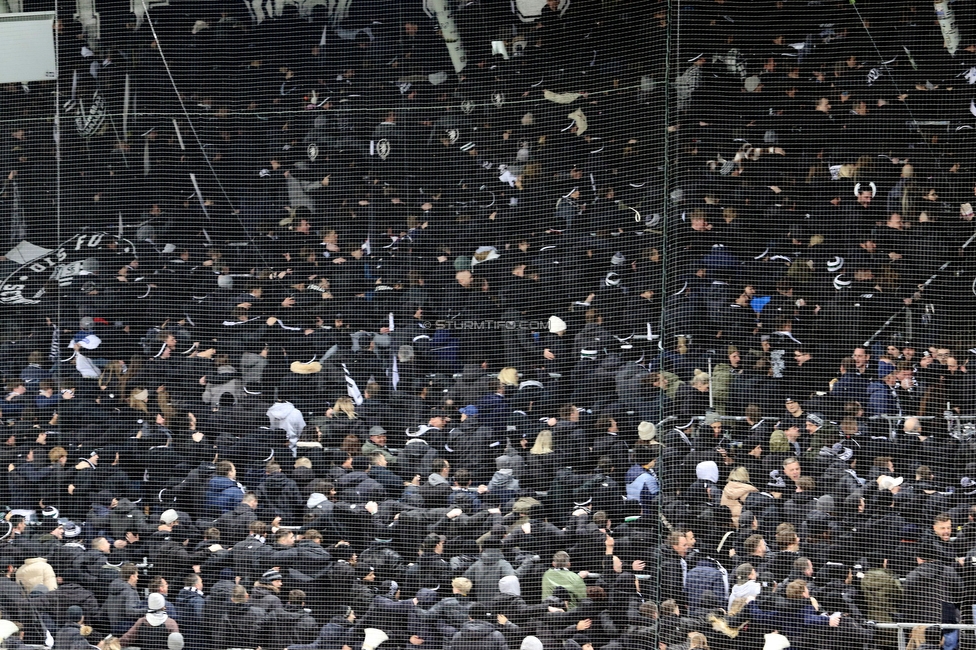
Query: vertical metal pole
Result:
<box><xmin>53</xmin><ymin>4</ymin><xmax>61</xmax><ymax>268</ymax></box>
<box><xmin>707</xmin><ymin>356</ymin><xmax>713</xmax><ymax>409</ymax></box>
<box><xmin>122</xmin><ymin>73</ymin><xmax>130</xmax><ymax>140</ymax></box>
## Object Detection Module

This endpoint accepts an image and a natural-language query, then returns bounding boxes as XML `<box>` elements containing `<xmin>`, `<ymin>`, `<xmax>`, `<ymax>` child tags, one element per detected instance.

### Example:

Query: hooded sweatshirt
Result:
<box><xmin>697</xmin><ymin>461</ymin><xmax>719</xmax><ymax>484</ymax></box>
<box><xmin>119</xmin><ymin>609</ymin><xmax>179</xmax><ymax>648</ymax></box>
<box><xmin>488</xmin><ymin>468</ymin><xmax>519</xmax><ymax>492</ymax></box>
<box><xmin>202</xmin><ymin>365</ymin><xmax>242</xmax><ymax>405</ymax></box>
<box><xmin>267</xmin><ymin>401</ymin><xmax>307</xmax><ymax>448</ymax></box>
<box><xmin>463</xmin><ymin>548</ymin><xmax>516</xmax><ymax>602</ymax></box>
<box><xmin>686</xmin><ymin>460</ymin><xmax>720</xmax><ymax>505</ymax></box>
<box><xmin>449</xmin><ymin>620</ymin><xmax>509</xmax><ymax>650</ymax></box>
<box><xmin>728</xmin><ymin>579</ymin><xmax>762</xmax><ymax>609</ymax></box>
<box><xmin>498</xmin><ymin>575</ymin><xmax>521</xmax><ymax>597</ymax></box>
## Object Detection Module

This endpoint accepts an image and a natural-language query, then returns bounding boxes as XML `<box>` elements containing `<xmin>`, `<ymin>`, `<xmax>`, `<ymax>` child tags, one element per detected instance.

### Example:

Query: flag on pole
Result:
<box><xmin>341</xmin><ymin>363</ymin><xmax>364</xmax><ymax>405</ymax></box>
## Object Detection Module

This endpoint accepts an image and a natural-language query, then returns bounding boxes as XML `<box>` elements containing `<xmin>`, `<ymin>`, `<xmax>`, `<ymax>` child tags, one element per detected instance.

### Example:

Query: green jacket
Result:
<box><xmin>361</xmin><ymin>440</ymin><xmax>397</xmax><ymax>464</ymax></box>
<box><xmin>710</xmin><ymin>363</ymin><xmax>740</xmax><ymax>415</ymax></box>
<box><xmin>660</xmin><ymin>370</ymin><xmax>684</xmax><ymax>401</ymax></box>
<box><xmin>861</xmin><ymin>565</ymin><xmax>903</xmax><ymax>649</ymax></box>
<box><xmin>804</xmin><ymin>423</ymin><xmax>840</xmax><ymax>460</ymax></box>
<box><xmin>861</xmin><ymin>567</ymin><xmax>903</xmax><ymax>624</ymax></box>
<box><xmin>541</xmin><ymin>567</ymin><xmax>587</xmax><ymax>609</ymax></box>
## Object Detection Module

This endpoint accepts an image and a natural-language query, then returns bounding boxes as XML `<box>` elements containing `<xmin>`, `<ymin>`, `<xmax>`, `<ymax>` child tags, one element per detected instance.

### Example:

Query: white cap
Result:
<box><xmin>877</xmin><ymin>475</ymin><xmax>904</xmax><ymax>491</ymax></box>
<box><xmin>638</xmin><ymin>421</ymin><xmax>657</xmax><ymax>441</ymax></box>
<box><xmin>763</xmin><ymin>633</ymin><xmax>791</xmax><ymax>650</ymax></box>
<box><xmin>548</xmin><ymin>316</ymin><xmax>567</xmax><ymax>334</ymax></box>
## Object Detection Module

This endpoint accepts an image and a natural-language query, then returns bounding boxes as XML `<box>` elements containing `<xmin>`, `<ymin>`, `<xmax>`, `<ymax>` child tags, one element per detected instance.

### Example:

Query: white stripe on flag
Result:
<box><xmin>341</xmin><ymin>363</ymin><xmax>364</xmax><ymax>405</ymax></box>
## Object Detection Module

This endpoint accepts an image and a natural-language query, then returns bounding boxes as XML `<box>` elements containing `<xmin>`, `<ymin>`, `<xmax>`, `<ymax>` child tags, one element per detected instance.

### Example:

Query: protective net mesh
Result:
<box><xmin>0</xmin><ymin>0</ymin><xmax>975</xmax><ymax>648</ymax></box>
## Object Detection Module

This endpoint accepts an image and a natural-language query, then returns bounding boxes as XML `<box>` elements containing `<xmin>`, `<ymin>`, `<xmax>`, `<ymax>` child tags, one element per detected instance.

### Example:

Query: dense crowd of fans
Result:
<box><xmin>4</xmin><ymin>0</ymin><xmax>976</xmax><ymax>649</ymax></box>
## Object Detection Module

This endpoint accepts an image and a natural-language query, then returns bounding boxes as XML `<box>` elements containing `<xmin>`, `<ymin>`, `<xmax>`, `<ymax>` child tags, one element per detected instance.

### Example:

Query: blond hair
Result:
<box><xmin>99</xmin><ymin>360</ymin><xmax>126</xmax><ymax>391</ymax></box>
<box><xmin>785</xmin><ymin>579</ymin><xmax>808</xmax><ymax>599</ymax></box>
<box><xmin>127</xmin><ymin>388</ymin><xmax>149</xmax><ymax>413</ymax></box>
<box><xmin>728</xmin><ymin>597</ymin><xmax>748</xmax><ymax>616</ymax></box>
<box><xmin>706</xmin><ymin>612</ymin><xmax>743</xmax><ymax>639</ymax></box>
<box><xmin>452</xmin><ymin>577</ymin><xmax>472</xmax><ymax>596</ymax></box>
<box><xmin>530</xmin><ymin>430</ymin><xmax>554</xmax><ymax>454</ymax></box>
<box><xmin>728</xmin><ymin>466</ymin><xmax>750</xmax><ymax>483</ymax></box>
<box><xmin>906</xmin><ymin>626</ymin><xmax>929</xmax><ymax>650</ymax></box>
<box><xmin>497</xmin><ymin>367</ymin><xmax>519</xmax><ymax>386</ymax></box>
<box><xmin>48</xmin><ymin>446</ymin><xmax>67</xmax><ymax>463</ymax></box>
<box><xmin>333</xmin><ymin>397</ymin><xmax>357</xmax><ymax>419</ymax></box>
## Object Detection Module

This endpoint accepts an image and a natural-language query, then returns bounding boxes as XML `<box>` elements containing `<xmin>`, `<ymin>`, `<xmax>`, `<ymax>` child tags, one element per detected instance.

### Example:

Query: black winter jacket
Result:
<box><xmin>447</xmin><ymin>620</ymin><xmax>510</xmax><ymax>650</ymax></box>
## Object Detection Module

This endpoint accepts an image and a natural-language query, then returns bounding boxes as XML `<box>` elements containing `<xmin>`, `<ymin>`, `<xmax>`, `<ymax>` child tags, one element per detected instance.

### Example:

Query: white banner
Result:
<box><xmin>1</xmin><ymin>233</ymin><xmax>138</xmax><ymax>305</ymax></box>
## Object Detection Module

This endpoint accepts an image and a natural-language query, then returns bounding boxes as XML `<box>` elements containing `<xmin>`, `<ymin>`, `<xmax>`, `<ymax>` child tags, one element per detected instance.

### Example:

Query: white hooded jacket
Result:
<box><xmin>266</xmin><ymin>401</ymin><xmax>307</xmax><ymax>449</ymax></box>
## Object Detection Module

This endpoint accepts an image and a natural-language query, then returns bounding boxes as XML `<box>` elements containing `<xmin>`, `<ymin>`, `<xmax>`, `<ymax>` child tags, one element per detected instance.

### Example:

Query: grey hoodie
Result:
<box><xmin>488</xmin><ymin>468</ymin><xmax>519</xmax><ymax>492</ymax></box>
<box><xmin>463</xmin><ymin>548</ymin><xmax>516</xmax><ymax>602</ymax></box>
<box><xmin>498</xmin><ymin>575</ymin><xmax>521</xmax><ymax>597</ymax></box>
<box><xmin>267</xmin><ymin>401</ymin><xmax>307</xmax><ymax>446</ymax></box>
<box><xmin>728</xmin><ymin>580</ymin><xmax>761</xmax><ymax>609</ymax></box>
<box><xmin>696</xmin><ymin>461</ymin><xmax>719</xmax><ymax>484</ymax></box>
<box><xmin>202</xmin><ymin>365</ymin><xmax>242</xmax><ymax>405</ymax></box>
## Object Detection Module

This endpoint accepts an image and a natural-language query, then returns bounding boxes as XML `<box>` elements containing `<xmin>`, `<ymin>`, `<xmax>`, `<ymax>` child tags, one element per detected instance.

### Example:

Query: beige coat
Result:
<box><xmin>720</xmin><ymin>480</ymin><xmax>759</xmax><ymax>527</ymax></box>
<box><xmin>17</xmin><ymin>557</ymin><xmax>57</xmax><ymax>593</ymax></box>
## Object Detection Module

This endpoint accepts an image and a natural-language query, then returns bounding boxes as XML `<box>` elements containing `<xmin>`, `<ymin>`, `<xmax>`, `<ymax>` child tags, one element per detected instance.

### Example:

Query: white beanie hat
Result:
<box><xmin>522</xmin><ymin>637</ymin><xmax>544</xmax><ymax>650</ymax></box>
<box><xmin>548</xmin><ymin>316</ymin><xmax>567</xmax><ymax>334</ymax></box>
<box><xmin>763</xmin><ymin>633</ymin><xmax>791</xmax><ymax>650</ymax></box>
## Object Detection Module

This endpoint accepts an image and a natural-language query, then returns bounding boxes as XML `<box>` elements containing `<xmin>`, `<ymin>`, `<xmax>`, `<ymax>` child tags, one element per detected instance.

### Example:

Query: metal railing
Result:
<box><xmin>871</xmin><ymin>412</ymin><xmax>976</xmax><ymax>441</ymax></box>
<box><xmin>874</xmin><ymin>623</ymin><xmax>976</xmax><ymax>650</ymax></box>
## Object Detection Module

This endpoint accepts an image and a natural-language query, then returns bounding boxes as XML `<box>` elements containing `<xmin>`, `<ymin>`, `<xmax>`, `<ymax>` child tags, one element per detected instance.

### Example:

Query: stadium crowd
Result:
<box><xmin>4</xmin><ymin>1</ymin><xmax>976</xmax><ymax>649</ymax></box>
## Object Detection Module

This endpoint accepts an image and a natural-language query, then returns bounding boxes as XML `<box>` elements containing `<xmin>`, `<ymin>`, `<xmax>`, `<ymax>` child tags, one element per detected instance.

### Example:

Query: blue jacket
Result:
<box><xmin>174</xmin><ymin>588</ymin><xmax>205</xmax><ymax>650</ymax></box>
<box><xmin>475</xmin><ymin>392</ymin><xmax>510</xmax><ymax>431</ymax></box>
<box><xmin>685</xmin><ymin>557</ymin><xmax>729</xmax><ymax>616</ymax></box>
<box><xmin>777</xmin><ymin>600</ymin><xmax>832</xmax><ymax>644</ymax></box>
<box><xmin>866</xmin><ymin>380</ymin><xmax>901</xmax><ymax>418</ymax></box>
<box><xmin>625</xmin><ymin>466</ymin><xmax>660</xmax><ymax>513</ymax></box>
<box><xmin>204</xmin><ymin>476</ymin><xmax>245</xmax><ymax>515</ymax></box>
<box><xmin>833</xmin><ymin>371</ymin><xmax>871</xmax><ymax>405</ymax></box>
<box><xmin>20</xmin><ymin>364</ymin><xmax>52</xmax><ymax>385</ymax></box>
